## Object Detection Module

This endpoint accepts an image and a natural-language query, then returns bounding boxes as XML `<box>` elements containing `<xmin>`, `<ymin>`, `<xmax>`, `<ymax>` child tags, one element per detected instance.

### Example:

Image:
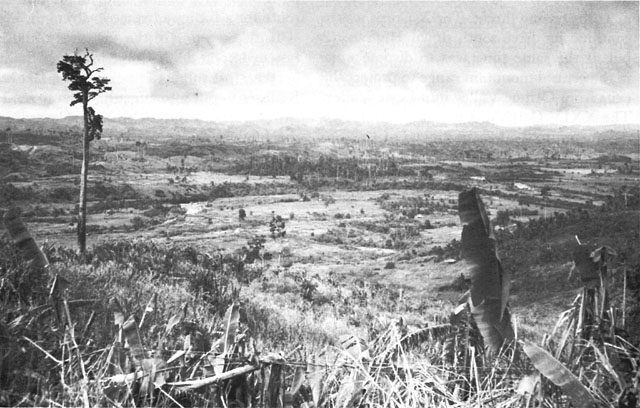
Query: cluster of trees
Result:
<box><xmin>493</xmin><ymin>207</ymin><xmax>540</xmax><ymax>226</ymax></box>
<box><xmin>269</xmin><ymin>213</ymin><xmax>286</xmax><ymax>238</ymax></box>
<box><xmin>602</xmin><ymin>185</ymin><xmax>640</xmax><ymax>211</ymax></box>
<box><xmin>232</xmin><ymin>153</ymin><xmax>426</xmax><ymax>182</ymax></box>
<box><xmin>378</xmin><ymin>194</ymin><xmax>453</xmax><ymax>218</ymax></box>
<box><xmin>499</xmin><ymin>208</ymin><xmax>596</xmax><ymax>242</ymax></box>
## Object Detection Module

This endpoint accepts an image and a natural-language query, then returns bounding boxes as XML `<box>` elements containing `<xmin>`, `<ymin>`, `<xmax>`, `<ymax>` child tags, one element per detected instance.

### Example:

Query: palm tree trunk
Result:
<box><xmin>78</xmin><ymin>93</ymin><xmax>89</xmax><ymax>255</ymax></box>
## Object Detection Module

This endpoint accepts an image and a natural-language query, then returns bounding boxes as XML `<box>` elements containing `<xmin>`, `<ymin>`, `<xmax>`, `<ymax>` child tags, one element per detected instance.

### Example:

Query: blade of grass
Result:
<box><xmin>212</xmin><ymin>303</ymin><xmax>240</xmax><ymax>376</ymax></box>
<box><xmin>122</xmin><ymin>315</ymin><xmax>145</xmax><ymax>370</ymax></box>
<box><xmin>22</xmin><ymin>336</ymin><xmax>62</xmax><ymax>365</ymax></box>
<box><xmin>139</xmin><ymin>293</ymin><xmax>157</xmax><ymax>329</ymax></box>
<box><xmin>522</xmin><ymin>340</ymin><xmax>595</xmax><ymax>408</ymax></box>
<box><xmin>167</xmin><ymin>364</ymin><xmax>259</xmax><ymax>390</ymax></box>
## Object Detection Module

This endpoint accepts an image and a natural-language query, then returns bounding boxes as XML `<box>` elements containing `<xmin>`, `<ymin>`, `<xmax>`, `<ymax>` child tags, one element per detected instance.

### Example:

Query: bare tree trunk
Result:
<box><xmin>78</xmin><ymin>93</ymin><xmax>89</xmax><ymax>255</ymax></box>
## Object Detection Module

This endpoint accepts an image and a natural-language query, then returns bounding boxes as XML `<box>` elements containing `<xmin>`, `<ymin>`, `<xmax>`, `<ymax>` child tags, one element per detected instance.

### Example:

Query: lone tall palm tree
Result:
<box><xmin>57</xmin><ymin>49</ymin><xmax>111</xmax><ymax>256</ymax></box>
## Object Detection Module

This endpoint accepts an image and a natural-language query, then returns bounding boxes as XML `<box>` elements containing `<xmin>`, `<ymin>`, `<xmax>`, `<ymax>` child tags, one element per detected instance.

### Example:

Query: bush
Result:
<box><xmin>300</xmin><ymin>278</ymin><xmax>317</xmax><ymax>301</ymax></box>
<box><xmin>428</xmin><ymin>239</ymin><xmax>462</xmax><ymax>262</ymax></box>
<box><xmin>45</xmin><ymin>162</ymin><xmax>80</xmax><ymax>176</ymax></box>
<box><xmin>0</xmin><ymin>183</ymin><xmax>37</xmax><ymax>203</ymax></box>
<box><xmin>313</xmin><ymin>229</ymin><xmax>344</xmax><ymax>245</ymax></box>
<box><xmin>322</xmin><ymin>194</ymin><xmax>336</xmax><ymax>207</ymax></box>
<box><xmin>129</xmin><ymin>216</ymin><xmax>147</xmax><ymax>230</ymax></box>
<box><xmin>48</xmin><ymin>186</ymin><xmax>76</xmax><ymax>202</ymax></box>
<box><xmin>495</xmin><ymin>210</ymin><xmax>510</xmax><ymax>226</ymax></box>
<box><xmin>142</xmin><ymin>204</ymin><xmax>167</xmax><ymax>218</ymax></box>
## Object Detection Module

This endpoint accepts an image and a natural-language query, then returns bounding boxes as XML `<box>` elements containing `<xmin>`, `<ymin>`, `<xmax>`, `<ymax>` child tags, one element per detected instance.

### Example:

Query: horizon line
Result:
<box><xmin>1</xmin><ymin>115</ymin><xmax>639</xmax><ymax>130</ymax></box>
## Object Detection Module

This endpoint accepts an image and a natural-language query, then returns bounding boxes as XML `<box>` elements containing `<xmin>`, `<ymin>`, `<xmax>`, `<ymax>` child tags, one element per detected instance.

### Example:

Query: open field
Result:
<box><xmin>1</xmin><ymin>119</ymin><xmax>639</xmax><ymax>406</ymax></box>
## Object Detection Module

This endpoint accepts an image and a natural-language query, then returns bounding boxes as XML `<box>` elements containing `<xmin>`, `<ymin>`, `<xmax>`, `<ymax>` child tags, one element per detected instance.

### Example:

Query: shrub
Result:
<box><xmin>142</xmin><ymin>203</ymin><xmax>168</xmax><ymax>218</ymax></box>
<box><xmin>428</xmin><ymin>238</ymin><xmax>462</xmax><ymax>262</ymax></box>
<box><xmin>48</xmin><ymin>186</ymin><xmax>76</xmax><ymax>202</ymax></box>
<box><xmin>129</xmin><ymin>216</ymin><xmax>147</xmax><ymax>230</ymax></box>
<box><xmin>45</xmin><ymin>162</ymin><xmax>80</xmax><ymax>176</ymax></box>
<box><xmin>495</xmin><ymin>210</ymin><xmax>510</xmax><ymax>226</ymax></box>
<box><xmin>300</xmin><ymin>278</ymin><xmax>317</xmax><ymax>301</ymax></box>
<box><xmin>322</xmin><ymin>194</ymin><xmax>336</xmax><ymax>207</ymax></box>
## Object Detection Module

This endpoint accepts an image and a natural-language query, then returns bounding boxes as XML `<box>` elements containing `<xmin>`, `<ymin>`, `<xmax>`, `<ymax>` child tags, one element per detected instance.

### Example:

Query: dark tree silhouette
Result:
<box><xmin>57</xmin><ymin>49</ymin><xmax>111</xmax><ymax>255</ymax></box>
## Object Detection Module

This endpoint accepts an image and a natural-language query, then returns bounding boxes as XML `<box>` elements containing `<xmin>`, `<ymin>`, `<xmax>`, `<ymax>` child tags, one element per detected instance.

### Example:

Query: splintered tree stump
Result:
<box><xmin>3</xmin><ymin>207</ymin><xmax>69</xmax><ymax>323</ymax></box>
<box><xmin>3</xmin><ymin>207</ymin><xmax>49</xmax><ymax>271</ymax></box>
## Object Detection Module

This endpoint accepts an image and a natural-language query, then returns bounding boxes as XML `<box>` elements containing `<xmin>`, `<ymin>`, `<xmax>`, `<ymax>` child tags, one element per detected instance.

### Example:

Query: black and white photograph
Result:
<box><xmin>0</xmin><ymin>1</ymin><xmax>638</xmax><ymax>406</ymax></box>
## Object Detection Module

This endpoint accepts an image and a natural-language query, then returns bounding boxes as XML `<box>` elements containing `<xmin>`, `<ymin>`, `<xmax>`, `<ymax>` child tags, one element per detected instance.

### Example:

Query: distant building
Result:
<box><xmin>514</xmin><ymin>183</ymin><xmax>532</xmax><ymax>190</ymax></box>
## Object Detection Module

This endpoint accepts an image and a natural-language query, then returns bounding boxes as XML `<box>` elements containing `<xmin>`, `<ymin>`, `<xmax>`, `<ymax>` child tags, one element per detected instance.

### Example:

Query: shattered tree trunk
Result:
<box><xmin>3</xmin><ymin>208</ymin><xmax>68</xmax><ymax>323</ymax></box>
<box><xmin>458</xmin><ymin>188</ymin><xmax>514</xmax><ymax>353</ymax></box>
<box><xmin>572</xmin><ymin>244</ymin><xmax>615</xmax><ymax>339</ymax></box>
<box><xmin>3</xmin><ymin>208</ymin><xmax>49</xmax><ymax>270</ymax></box>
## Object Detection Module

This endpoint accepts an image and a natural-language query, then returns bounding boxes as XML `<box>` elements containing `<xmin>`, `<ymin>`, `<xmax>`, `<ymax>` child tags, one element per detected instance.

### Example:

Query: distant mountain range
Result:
<box><xmin>0</xmin><ymin>116</ymin><xmax>637</xmax><ymax>142</ymax></box>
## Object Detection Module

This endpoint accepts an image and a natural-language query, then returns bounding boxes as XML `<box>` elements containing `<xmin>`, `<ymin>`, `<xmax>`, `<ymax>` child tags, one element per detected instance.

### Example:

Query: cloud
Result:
<box><xmin>57</xmin><ymin>35</ymin><xmax>174</xmax><ymax>68</ymax></box>
<box><xmin>1</xmin><ymin>93</ymin><xmax>55</xmax><ymax>107</ymax></box>
<box><xmin>0</xmin><ymin>1</ymin><xmax>637</xmax><ymax>125</ymax></box>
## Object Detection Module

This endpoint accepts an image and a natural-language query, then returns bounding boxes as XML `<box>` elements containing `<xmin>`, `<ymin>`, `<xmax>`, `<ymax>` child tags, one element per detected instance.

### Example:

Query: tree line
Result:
<box><xmin>231</xmin><ymin>153</ymin><xmax>432</xmax><ymax>182</ymax></box>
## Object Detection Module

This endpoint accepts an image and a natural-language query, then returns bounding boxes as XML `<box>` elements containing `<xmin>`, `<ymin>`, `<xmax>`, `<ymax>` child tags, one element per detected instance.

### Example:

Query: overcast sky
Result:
<box><xmin>0</xmin><ymin>1</ymin><xmax>638</xmax><ymax>126</ymax></box>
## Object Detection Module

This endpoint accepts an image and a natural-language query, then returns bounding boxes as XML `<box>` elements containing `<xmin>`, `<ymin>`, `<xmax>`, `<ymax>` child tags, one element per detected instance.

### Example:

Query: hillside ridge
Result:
<box><xmin>0</xmin><ymin>116</ymin><xmax>638</xmax><ymax>141</ymax></box>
